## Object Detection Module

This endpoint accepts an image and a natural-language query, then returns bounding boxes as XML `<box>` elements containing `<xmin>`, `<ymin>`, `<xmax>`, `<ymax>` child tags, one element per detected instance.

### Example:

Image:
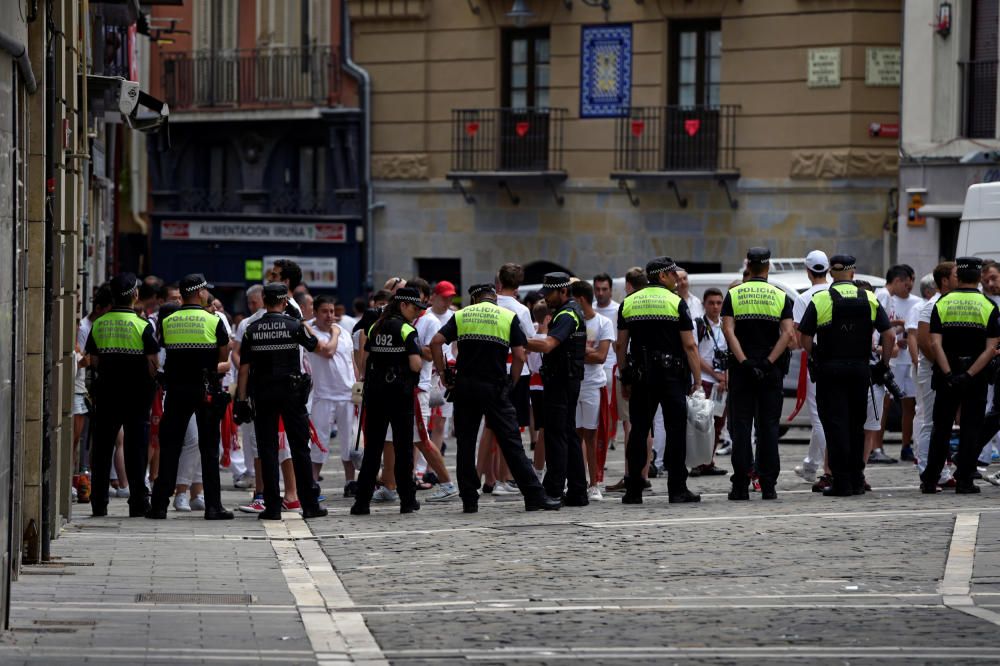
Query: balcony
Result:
<box><xmin>162</xmin><ymin>46</ymin><xmax>341</xmax><ymax>112</ymax></box>
<box><xmin>611</xmin><ymin>105</ymin><xmax>740</xmax><ymax>208</ymax></box>
<box><xmin>960</xmin><ymin>59</ymin><xmax>998</xmax><ymax>139</ymax></box>
<box><xmin>447</xmin><ymin>107</ymin><xmax>568</xmax><ymax>205</ymax></box>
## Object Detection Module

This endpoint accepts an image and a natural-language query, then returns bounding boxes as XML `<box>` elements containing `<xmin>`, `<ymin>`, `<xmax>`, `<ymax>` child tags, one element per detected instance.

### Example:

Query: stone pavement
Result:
<box><xmin>4</xmin><ymin>434</ymin><xmax>1000</xmax><ymax>665</ymax></box>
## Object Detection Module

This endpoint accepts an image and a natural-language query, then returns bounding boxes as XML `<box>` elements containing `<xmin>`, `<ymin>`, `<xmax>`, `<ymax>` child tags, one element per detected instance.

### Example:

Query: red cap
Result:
<box><xmin>433</xmin><ymin>280</ymin><xmax>457</xmax><ymax>298</ymax></box>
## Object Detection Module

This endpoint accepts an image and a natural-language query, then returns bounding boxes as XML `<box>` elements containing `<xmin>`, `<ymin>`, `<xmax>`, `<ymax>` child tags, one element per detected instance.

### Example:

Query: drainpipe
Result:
<box><xmin>0</xmin><ymin>30</ymin><xmax>38</xmax><ymax>94</ymax></box>
<box><xmin>340</xmin><ymin>0</ymin><xmax>374</xmax><ymax>291</ymax></box>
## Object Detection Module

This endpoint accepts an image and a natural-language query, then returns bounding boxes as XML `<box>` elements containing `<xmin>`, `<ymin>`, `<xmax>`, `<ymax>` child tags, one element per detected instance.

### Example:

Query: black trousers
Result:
<box><xmin>815</xmin><ymin>362</ymin><xmax>869</xmax><ymax>492</ymax></box>
<box><xmin>542</xmin><ymin>378</ymin><xmax>588</xmax><ymax>500</ymax></box>
<box><xmin>91</xmin><ymin>381</ymin><xmax>153</xmax><ymax>512</ymax></box>
<box><xmin>253</xmin><ymin>388</ymin><xmax>319</xmax><ymax>513</ymax></box>
<box><xmin>453</xmin><ymin>377</ymin><xmax>546</xmax><ymax>505</ymax></box>
<box><xmin>626</xmin><ymin>378</ymin><xmax>688</xmax><ymax>495</ymax></box>
<box><xmin>728</xmin><ymin>365</ymin><xmax>783</xmax><ymax>489</ymax></box>
<box><xmin>151</xmin><ymin>385</ymin><xmax>224</xmax><ymax>512</ymax></box>
<box><xmin>355</xmin><ymin>382</ymin><xmax>415</xmax><ymax>507</ymax></box>
<box><xmin>924</xmin><ymin>376</ymin><xmax>988</xmax><ymax>486</ymax></box>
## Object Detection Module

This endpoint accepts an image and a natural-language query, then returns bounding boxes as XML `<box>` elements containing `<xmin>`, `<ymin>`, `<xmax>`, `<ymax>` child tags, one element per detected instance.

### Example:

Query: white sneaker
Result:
<box><xmin>426</xmin><ymin>483</ymin><xmax>459</xmax><ymax>502</ymax></box>
<box><xmin>587</xmin><ymin>485</ymin><xmax>603</xmax><ymax>501</ymax></box>
<box><xmin>116</xmin><ymin>486</ymin><xmax>131</xmax><ymax>499</ymax></box>
<box><xmin>716</xmin><ymin>443</ymin><xmax>732</xmax><ymax>456</ymax></box>
<box><xmin>190</xmin><ymin>494</ymin><xmax>206</xmax><ymax>511</ymax></box>
<box><xmin>986</xmin><ymin>470</ymin><xmax>1000</xmax><ymax>487</ymax></box>
<box><xmin>492</xmin><ymin>481</ymin><xmax>518</xmax><ymax>495</ymax></box>
<box><xmin>173</xmin><ymin>494</ymin><xmax>191</xmax><ymax>512</ymax></box>
<box><xmin>794</xmin><ymin>464</ymin><xmax>817</xmax><ymax>481</ymax></box>
<box><xmin>372</xmin><ymin>487</ymin><xmax>398</xmax><ymax>503</ymax></box>
<box><xmin>233</xmin><ymin>473</ymin><xmax>254</xmax><ymax>489</ymax></box>
<box><xmin>350</xmin><ymin>448</ymin><xmax>365</xmax><ymax>469</ymax></box>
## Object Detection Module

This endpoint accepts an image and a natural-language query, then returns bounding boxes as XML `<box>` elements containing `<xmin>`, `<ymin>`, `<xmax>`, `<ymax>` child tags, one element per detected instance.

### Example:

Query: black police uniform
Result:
<box><xmin>149</xmin><ymin>274</ymin><xmax>233</xmax><ymax>519</ymax></box>
<box><xmin>617</xmin><ymin>259</ymin><xmax>697</xmax><ymax>502</ymax></box>
<box><xmin>84</xmin><ymin>273</ymin><xmax>159</xmax><ymax>517</ymax></box>
<box><xmin>437</xmin><ymin>285</ymin><xmax>559</xmax><ymax>512</ymax></box>
<box><xmin>539</xmin><ymin>274</ymin><xmax>589</xmax><ymax>505</ymax></box>
<box><xmin>721</xmin><ymin>249</ymin><xmax>794</xmax><ymax>499</ymax></box>
<box><xmin>923</xmin><ymin>259</ymin><xmax>1000</xmax><ymax>492</ymax></box>
<box><xmin>799</xmin><ymin>258</ymin><xmax>891</xmax><ymax>496</ymax></box>
<box><xmin>352</xmin><ymin>290</ymin><xmax>423</xmax><ymax>514</ymax></box>
<box><xmin>239</xmin><ymin>289</ymin><xmax>324</xmax><ymax>518</ymax></box>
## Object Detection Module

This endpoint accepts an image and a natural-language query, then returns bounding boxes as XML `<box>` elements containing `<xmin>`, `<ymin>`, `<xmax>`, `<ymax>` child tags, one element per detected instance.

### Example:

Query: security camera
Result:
<box><xmin>119</xmin><ymin>80</ymin><xmax>140</xmax><ymax>117</ymax></box>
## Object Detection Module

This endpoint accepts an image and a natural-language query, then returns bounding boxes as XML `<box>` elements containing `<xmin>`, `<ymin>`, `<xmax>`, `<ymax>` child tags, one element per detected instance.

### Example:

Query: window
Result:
<box><xmin>503</xmin><ymin>29</ymin><xmax>550</xmax><ymax>109</ymax></box>
<box><xmin>962</xmin><ymin>0</ymin><xmax>998</xmax><ymax>138</ymax></box>
<box><xmin>193</xmin><ymin>0</ymin><xmax>239</xmax><ymax>104</ymax></box>
<box><xmin>670</xmin><ymin>21</ymin><xmax>721</xmax><ymax>107</ymax></box>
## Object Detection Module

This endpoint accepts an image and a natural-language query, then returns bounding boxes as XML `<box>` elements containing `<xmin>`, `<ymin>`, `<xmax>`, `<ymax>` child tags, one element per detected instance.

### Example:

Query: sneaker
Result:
<box><xmin>190</xmin><ymin>494</ymin><xmax>206</xmax><ymax>511</ymax></box>
<box><xmin>371</xmin><ymin>487</ymin><xmax>398</xmax><ymax>503</ymax></box>
<box><xmin>985</xmin><ymin>471</ymin><xmax>1000</xmax><ymax>487</ymax></box>
<box><xmin>899</xmin><ymin>446</ymin><xmax>915</xmax><ymax>462</ymax></box>
<box><xmin>794</xmin><ymin>464</ymin><xmax>818</xmax><ymax>481</ymax></box>
<box><xmin>868</xmin><ymin>448</ymin><xmax>898</xmax><ymax>464</ymax></box>
<box><xmin>173</xmin><ymin>494</ymin><xmax>191</xmax><ymax>512</ymax></box>
<box><xmin>116</xmin><ymin>486</ymin><xmax>131</xmax><ymax>499</ymax></box>
<box><xmin>233</xmin><ymin>473</ymin><xmax>255</xmax><ymax>489</ymax></box>
<box><xmin>426</xmin><ymin>483</ymin><xmax>459</xmax><ymax>502</ymax></box>
<box><xmin>811</xmin><ymin>474</ymin><xmax>833</xmax><ymax>492</ymax></box>
<box><xmin>239</xmin><ymin>496</ymin><xmax>266</xmax><ymax>514</ymax></box>
<box><xmin>716</xmin><ymin>442</ymin><xmax>732</xmax><ymax>456</ymax></box>
<box><xmin>492</xmin><ymin>481</ymin><xmax>518</xmax><ymax>496</ymax></box>
<box><xmin>587</xmin><ymin>485</ymin><xmax>603</xmax><ymax>501</ymax></box>
<box><xmin>605</xmin><ymin>478</ymin><xmax>627</xmax><ymax>493</ymax></box>
<box><xmin>282</xmin><ymin>499</ymin><xmax>302</xmax><ymax>511</ymax></box>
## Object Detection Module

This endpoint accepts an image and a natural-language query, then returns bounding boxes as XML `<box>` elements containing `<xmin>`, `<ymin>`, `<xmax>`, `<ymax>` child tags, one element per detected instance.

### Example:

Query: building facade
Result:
<box><xmin>352</xmin><ymin>0</ymin><xmax>902</xmax><ymax>289</ymax></box>
<box><xmin>146</xmin><ymin>0</ymin><xmax>365</xmax><ymax>308</ymax></box>
<box><xmin>898</xmin><ymin>0</ymin><xmax>1000</xmax><ymax>273</ymax></box>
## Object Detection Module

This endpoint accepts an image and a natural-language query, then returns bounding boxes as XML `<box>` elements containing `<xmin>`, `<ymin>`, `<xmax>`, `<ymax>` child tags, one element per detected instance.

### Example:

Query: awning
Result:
<box><xmin>917</xmin><ymin>203</ymin><xmax>964</xmax><ymax>218</ymax></box>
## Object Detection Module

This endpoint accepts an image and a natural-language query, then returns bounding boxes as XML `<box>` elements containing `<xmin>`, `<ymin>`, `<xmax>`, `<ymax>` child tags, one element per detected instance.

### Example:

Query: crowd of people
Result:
<box><xmin>73</xmin><ymin>251</ymin><xmax>1000</xmax><ymax>519</ymax></box>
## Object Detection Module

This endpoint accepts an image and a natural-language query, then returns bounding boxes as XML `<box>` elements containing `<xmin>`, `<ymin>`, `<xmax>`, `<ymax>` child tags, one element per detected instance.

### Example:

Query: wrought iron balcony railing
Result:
<box><xmin>162</xmin><ymin>46</ymin><xmax>341</xmax><ymax>111</ymax></box>
<box><xmin>449</xmin><ymin>107</ymin><xmax>567</xmax><ymax>174</ymax></box>
<box><xmin>960</xmin><ymin>60</ymin><xmax>998</xmax><ymax>139</ymax></box>
<box><xmin>613</xmin><ymin>105</ymin><xmax>739</xmax><ymax>175</ymax></box>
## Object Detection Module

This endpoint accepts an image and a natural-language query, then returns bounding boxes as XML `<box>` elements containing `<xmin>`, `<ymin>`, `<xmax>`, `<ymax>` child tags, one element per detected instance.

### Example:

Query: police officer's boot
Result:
<box><xmin>727</xmin><ymin>484</ymin><xmax>750</xmax><ymax>501</ymax></box>
<box><xmin>669</xmin><ymin>489</ymin><xmax>701</xmax><ymax>503</ymax></box>
<box><xmin>302</xmin><ymin>507</ymin><xmax>329</xmax><ymax>519</ymax></box>
<box><xmin>350</xmin><ymin>502</ymin><xmax>371</xmax><ymax>515</ymax></box>
<box><xmin>205</xmin><ymin>506</ymin><xmax>235</xmax><ymax>520</ymax></box>
<box><xmin>525</xmin><ymin>494</ymin><xmax>562</xmax><ymax>511</ymax></box>
<box><xmin>400</xmin><ymin>499</ymin><xmax>421</xmax><ymax>514</ymax></box>
<box><xmin>760</xmin><ymin>486</ymin><xmax>777</xmax><ymax>500</ymax></box>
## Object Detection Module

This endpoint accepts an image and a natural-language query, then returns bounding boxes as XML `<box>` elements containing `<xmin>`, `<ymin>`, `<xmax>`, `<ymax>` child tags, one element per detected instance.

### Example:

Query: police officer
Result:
<box><xmin>721</xmin><ymin>248</ymin><xmax>795</xmax><ymax>500</ymax></box>
<box><xmin>235</xmin><ymin>283</ymin><xmax>328</xmax><ymax>519</ymax></box>
<box><xmin>798</xmin><ymin>255</ymin><xmax>893</xmax><ymax>497</ymax></box>
<box><xmin>923</xmin><ymin>256</ymin><xmax>1000</xmax><ymax>494</ymax></box>
<box><xmin>148</xmin><ymin>274</ymin><xmax>234</xmax><ymax>520</ymax></box>
<box><xmin>351</xmin><ymin>287</ymin><xmax>425</xmax><ymax>516</ymax></box>
<box><xmin>84</xmin><ymin>273</ymin><xmax>159</xmax><ymax>517</ymax></box>
<box><xmin>616</xmin><ymin>257</ymin><xmax>703</xmax><ymax>505</ymax></box>
<box><xmin>526</xmin><ymin>272</ymin><xmax>589</xmax><ymax>506</ymax></box>
<box><xmin>431</xmin><ymin>283</ymin><xmax>562</xmax><ymax>513</ymax></box>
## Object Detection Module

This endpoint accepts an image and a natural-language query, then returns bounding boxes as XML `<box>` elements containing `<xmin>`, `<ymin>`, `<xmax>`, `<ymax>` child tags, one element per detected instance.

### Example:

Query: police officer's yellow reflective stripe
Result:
<box><xmin>91</xmin><ymin>310</ymin><xmax>147</xmax><ymax>354</ymax></box>
<box><xmin>935</xmin><ymin>290</ymin><xmax>996</xmax><ymax>328</ymax></box>
<box><xmin>162</xmin><ymin>308</ymin><xmax>219</xmax><ymax>349</ymax></box>
<box><xmin>812</xmin><ymin>283</ymin><xmax>878</xmax><ymax>327</ymax></box>
<box><xmin>401</xmin><ymin>322</ymin><xmax>416</xmax><ymax>340</ymax></box>
<box><xmin>552</xmin><ymin>308</ymin><xmax>582</xmax><ymax>328</ymax></box>
<box><xmin>454</xmin><ymin>302</ymin><xmax>514</xmax><ymax>346</ymax></box>
<box><xmin>620</xmin><ymin>286</ymin><xmax>681</xmax><ymax>321</ymax></box>
<box><xmin>728</xmin><ymin>280</ymin><xmax>785</xmax><ymax>320</ymax></box>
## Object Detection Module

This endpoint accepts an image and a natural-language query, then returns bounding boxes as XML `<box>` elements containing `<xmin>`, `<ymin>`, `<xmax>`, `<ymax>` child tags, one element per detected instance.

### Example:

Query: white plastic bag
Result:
<box><xmin>686</xmin><ymin>389</ymin><xmax>716</xmax><ymax>468</ymax></box>
<box><xmin>710</xmin><ymin>382</ymin><xmax>727</xmax><ymax>418</ymax></box>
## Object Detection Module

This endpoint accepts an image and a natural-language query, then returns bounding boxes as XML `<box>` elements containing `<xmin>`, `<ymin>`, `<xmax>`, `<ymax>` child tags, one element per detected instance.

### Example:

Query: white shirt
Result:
<box><xmin>878</xmin><ymin>292</ymin><xmax>920</xmax><ymax>367</ymax></box>
<box><xmin>75</xmin><ymin>318</ymin><xmax>94</xmax><ymax>394</ymax></box>
<box><xmin>593</xmin><ymin>299</ymin><xmax>620</xmax><ymax>371</ymax></box>
<box><xmin>414</xmin><ymin>312</ymin><xmax>443</xmax><ymax>391</ymax></box>
<box><xmin>696</xmin><ymin>314</ymin><xmax>728</xmax><ymax>385</ymax></box>
<box><xmin>794</xmin><ymin>282</ymin><xmax>830</xmax><ymax>324</ymax></box>
<box><xmin>684</xmin><ymin>294</ymin><xmax>704</xmax><ymax>320</ymax></box>
<box><xmin>497</xmin><ymin>294</ymin><xmax>534</xmax><ymax>376</ymax></box>
<box><xmin>913</xmin><ymin>293</ymin><xmax>940</xmax><ymax>368</ymax></box>
<box><xmin>338</xmin><ymin>314</ymin><xmax>358</xmax><ymax>333</ymax></box>
<box><xmin>582</xmin><ymin>312</ymin><xmax>615</xmax><ymax>389</ymax></box>
<box><xmin>430</xmin><ymin>308</ymin><xmax>456</xmax><ymax>363</ymax></box>
<box><xmin>308</xmin><ymin>324</ymin><xmax>355</xmax><ymax>401</ymax></box>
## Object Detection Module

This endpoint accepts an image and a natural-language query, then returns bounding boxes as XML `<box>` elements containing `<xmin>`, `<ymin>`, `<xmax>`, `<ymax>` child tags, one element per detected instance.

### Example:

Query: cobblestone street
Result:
<box><xmin>4</xmin><ymin>435</ymin><xmax>1000</xmax><ymax>664</ymax></box>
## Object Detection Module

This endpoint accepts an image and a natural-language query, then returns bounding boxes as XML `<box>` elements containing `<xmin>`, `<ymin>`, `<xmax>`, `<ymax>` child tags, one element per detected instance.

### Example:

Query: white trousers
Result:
<box><xmin>310</xmin><ymin>398</ymin><xmax>356</xmax><ymax>464</ymax></box>
<box><xmin>915</xmin><ymin>363</ymin><xmax>953</xmax><ymax>483</ymax></box>
<box><xmin>177</xmin><ymin>415</ymin><xmax>202</xmax><ymax>487</ymax></box>
<box><xmin>652</xmin><ymin>407</ymin><xmax>665</xmax><ymax>465</ymax></box>
<box><xmin>802</xmin><ymin>375</ymin><xmax>826</xmax><ymax>470</ymax></box>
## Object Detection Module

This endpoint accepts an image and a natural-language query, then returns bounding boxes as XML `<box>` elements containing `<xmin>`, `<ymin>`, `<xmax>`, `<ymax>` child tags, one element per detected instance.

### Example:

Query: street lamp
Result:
<box><xmin>506</xmin><ymin>0</ymin><xmax>534</xmax><ymax>27</ymax></box>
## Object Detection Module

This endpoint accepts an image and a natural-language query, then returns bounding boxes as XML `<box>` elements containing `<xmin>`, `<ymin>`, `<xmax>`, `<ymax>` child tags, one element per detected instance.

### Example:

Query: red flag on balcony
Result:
<box><xmin>515</xmin><ymin>121</ymin><xmax>530</xmax><ymax>137</ymax></box>
<box><xmin>630</xmin><ymin>119</ymin><xmax>645</xmax><ymax>137</ymax></box>
<box><xmin>465</xmin><ymin>122</ymin><xmax>479</xmax><ymax>137</ymax></box>
<box><xmin>684</xmin><ymin>119</ymin><xmax>701</xmax><ymax>136</ymax></box>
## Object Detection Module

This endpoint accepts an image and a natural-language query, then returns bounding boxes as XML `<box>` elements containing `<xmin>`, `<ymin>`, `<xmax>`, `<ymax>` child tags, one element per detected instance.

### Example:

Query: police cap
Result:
<box><xmin>468</xmin><ymin>283</ymin><xmax>496</xmax><ymax>297</ymax></box>
<box><xmin>829</xmin><ymin>254</ymin><xmax>856</xmax><ymax>271</ymax></box>
<box><xmin>645</xmin><ymin>257</ymin><xmax>678</xmax><ymax>276</ymax></box>
<box><xmin>263</xmin><ymin>283</ymin><xmax>289</xmax><ymax>301</ymax></box>
<box><xmin>956</xmin><ymin>256</ymin><xmax>984</xmax><ymax>271</ymax></box>
<box><xmin>539</xmin><ymin>272</ymin><xmax>573</xmax><ymax>295</ymax></box>
<box><xmin>110</xmin><ymin>272</ymin><xmax>139</xmax><ymax>298</ymax></box>
<box><xmin>180</xmin><ymin>273</ymin><xmax>213</xmax><ymax>294</ymax></box>
<box><xmin>746</xmin><ymin>247</ymin><xmax>771</xmax><ymax>265</ymax></box>
<box><xmin>392</xmin><ymin>286</ymin><xmax>429</xmax><ymax>309</ymax></box>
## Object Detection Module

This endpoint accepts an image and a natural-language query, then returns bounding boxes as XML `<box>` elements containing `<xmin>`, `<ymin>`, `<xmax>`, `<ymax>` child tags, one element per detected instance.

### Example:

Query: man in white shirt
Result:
<box><xmin>792</xmin><ymin>250</ymin><xmax>831</xmax><ymax>487</ymax></box>
<box><xmin>676</xmin><ymin>269</ymin><xmax>704</xmax><ymax>319</ymax></box>
<box><xmin>690</xmin><ymin>287</ymin><xmax>729</xmax><ymax>477</ymax></box>
<box><xmin>873</xmin><ymin>264</ymin><xmax>920</xmax><ymax>463</ymax></box>
<box><xmin>593</xmin><ymin>273</ymin><xmax>624</xmax><ymax>457</ymax></box>
<box><xmin>428</xmin><ymin>280</ymin><xmax>458</xmax><ymax>452</ymax></box>
<box><xmin>308</xmin><ymin>295</ymin><xmax>361</xmax><ymax>496</ymax></box>
<box><xmin>571</xmin><ymin>281</ymin><xmax>614</xmax><ymax>500</ymax></box>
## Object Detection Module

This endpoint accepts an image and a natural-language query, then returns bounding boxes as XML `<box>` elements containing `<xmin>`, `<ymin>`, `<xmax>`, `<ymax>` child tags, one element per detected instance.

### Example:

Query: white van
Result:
<box><xmin>957</xmin><ymin>182</ymin><xmax>1000</xmax><ymax>261</ymax></box>
<box><xmin>519</xmin><ymin>270</ymin><xmax>886</xmax><ymax>437</ymax></box>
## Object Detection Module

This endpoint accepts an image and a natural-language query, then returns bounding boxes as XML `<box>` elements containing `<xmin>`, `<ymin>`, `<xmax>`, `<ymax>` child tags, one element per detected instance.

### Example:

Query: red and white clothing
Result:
<box><xmin>575</xmin><ymin>312</ymin><xmax>615</xmax><ymax>430</ymax></box>
<box><xmin>308</xmin><ymin>323</ymin><xmax>357</xmax><ymax>463</ymax></box>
